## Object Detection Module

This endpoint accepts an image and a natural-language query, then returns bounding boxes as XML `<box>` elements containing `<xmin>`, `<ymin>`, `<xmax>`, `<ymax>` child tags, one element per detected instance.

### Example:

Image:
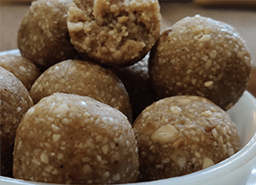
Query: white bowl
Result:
<box><xmin>1</xmin><ymin>50</ymin><xmax>256</xmax><ymax>185</ymax></box>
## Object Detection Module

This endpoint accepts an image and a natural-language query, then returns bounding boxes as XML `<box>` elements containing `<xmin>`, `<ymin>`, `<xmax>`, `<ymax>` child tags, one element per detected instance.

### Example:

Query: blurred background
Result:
<box><xmin>0</xmin><ymin>0</ymin><xmax>255</xmax><ymax>96</ymax></box>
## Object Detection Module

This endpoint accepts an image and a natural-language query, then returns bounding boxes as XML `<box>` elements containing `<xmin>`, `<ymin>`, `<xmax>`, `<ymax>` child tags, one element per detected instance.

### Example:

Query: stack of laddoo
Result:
<box><xmin>0</xmin><ymin>0</ymin><xmax>252</xmax><ymax>184</ymax></box>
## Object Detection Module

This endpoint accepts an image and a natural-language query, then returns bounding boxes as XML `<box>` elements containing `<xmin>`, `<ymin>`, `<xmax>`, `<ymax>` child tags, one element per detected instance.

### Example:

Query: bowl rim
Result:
<box><xmin>0</xmin><ymin>49</ymin><xmax>21</xmax><ymax>56</ymax></box>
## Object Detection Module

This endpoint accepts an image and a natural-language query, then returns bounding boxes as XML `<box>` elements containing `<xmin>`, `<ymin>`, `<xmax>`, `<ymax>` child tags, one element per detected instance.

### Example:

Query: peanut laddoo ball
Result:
<box><xmin>112</xmin><ymin>54</ymin><xmax>156</xmax><ymax>121</ymax></box>
<box><xmin>29</xmin><ymin>59</ymin><xmax>132</xmax><ymax>122</ymax></box>
<box><xmin>0</xmin><ymin>55</ymin><xmax>41</xmax><ymax>90</ymax></box>
<box><xmin>149</xmin><ymin>15</ymin><xmax>252</xmax><ymax>110</ymax></box>
<box><xmin>67</xmin><ymin>0</ymin><xmax>161</xmax><ymax>67</ymax></box>
<box><xmin>13</xmin><ymin>93</ymin><xmax>139</xmax><ymax>184</ymax></box>
<box><xmin>18</xmin><ymin>0</ymin><xmax>78</xmax><ymax>71</ymax></box>
<box><xmin>133</xmin><ymin>96</ymin><xmax>241</xmax><ymax>181</ymax></box>
<box><xmin>0</xmin><ymin>67</ymin><xmax>33</xmax><ymax>177</ymax></box>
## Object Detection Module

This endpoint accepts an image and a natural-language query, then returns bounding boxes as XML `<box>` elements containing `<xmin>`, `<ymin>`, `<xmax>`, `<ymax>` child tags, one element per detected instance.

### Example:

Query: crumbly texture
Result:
<box><xmin>13</xmin><ymin>93</ymin><xmax>139</xmax><ymax>184</ymax></box>
<box><xmin>0</xmin><ymin>67</ymin><xmax>33</xmax><ymax>177</ymax></box>
<box><xmin>149</xmin><ymin>15</ymin><xmax>252</xmax><ymax>110</ymax></box>
<box><xmin>18</xmin><ymin>0</ymin><xmax>79</xmax><ymax>71</ymax></box>
<box><xmin>112</xmin><ymin>53</ymin><xmax>156</xmax><ymax>121</ymax></box>
<box><xmin>133</xmin><ymin>96</ymin><xmax>241</xmax><ymax>181</ymax></box>
<box><xmin>29</xmin><ymin>59</ymin><xmax>132</xmax><ymax>122</ymax></box>
<box><xmin>67</xmin><ymin>0</ymin><xmax>161</xmax><ymax>67</ymax></box>
<box><xmin>0</xmin><ymin>55</ymin><xmax>41</xmax><ymax>90</ymax></box>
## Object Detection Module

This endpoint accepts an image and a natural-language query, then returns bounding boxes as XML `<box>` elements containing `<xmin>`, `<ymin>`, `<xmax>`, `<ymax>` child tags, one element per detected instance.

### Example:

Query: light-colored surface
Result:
<box><xmin>0</xmin><ymin>0</ymin><xmax>34</xmax><ymax>2</ymax></box>
<box><xmin>194</xmin><ymin>0</ymin><xmax>256</xmax><ymax>5</ymax></box>
<box><xmin>0</xmin><ymin>3</ymin><xmax>29</xmax><ymax>51</ymax></box>
<box><xmin>0</xmin><ymin>2</ymin><xmax>256</xmax><ymax>67</ymax></box>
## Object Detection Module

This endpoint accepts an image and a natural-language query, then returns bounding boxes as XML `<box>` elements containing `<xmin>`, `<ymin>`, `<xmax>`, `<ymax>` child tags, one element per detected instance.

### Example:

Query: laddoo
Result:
<box><xmin>29</xmin><ymin>59</ymin><xmax>132</xmax><ymax>122</ymax></box>
<box><xmin>17</xmin><ymin>0</ymin><xmax>78</xmax><ymax>71</ymax></box>
<box><xmin>112</xmin><ymin>54</ymin><xmax>156</xmax><ymax>120</ymax></box>
<box><xmin>133</xmin><ymin>95</ymin><xmax>241</xmax><ymax>180</ymax></box>
<box><xmin>0</xmin><ymin>55</ymin><xmax>41</xmax><ymax>90</ymax></box>
<box><xmin>0</xmin><ymin>67</ymin><xmax>33</xmax><ymax>176</ymax></box>
<box><xmin>149</xmin><ymin>15</ymin><xmax>252</xmax><ymax>110</ymax></box>
<box><xmin>67</xmin><ymin>0</ymin><xmax>161</xmax><ymax>67</ymax></box>
<box><xmin>13</xmin><ymin>93</ymin><xmax>139</xmax><ymax>184</ymax></box>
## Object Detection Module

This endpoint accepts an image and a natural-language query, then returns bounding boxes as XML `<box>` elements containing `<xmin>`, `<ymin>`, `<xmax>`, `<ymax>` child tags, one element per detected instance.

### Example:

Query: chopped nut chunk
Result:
<box><xmin>151</xmin><ymin>124</ymin><xmax>179</xmax><ymax>145</ymax></box>
<box><xmin>202</xmin><ymin>157</ymin><xmax>215</xmax><ymax>169</ymax></box>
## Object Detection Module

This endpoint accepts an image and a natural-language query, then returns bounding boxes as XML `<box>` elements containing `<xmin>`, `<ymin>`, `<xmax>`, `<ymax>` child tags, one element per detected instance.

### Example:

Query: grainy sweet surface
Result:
<box><xmin>29</xmin><ymin>59</ymin><xmax>132</xmax><ymax>122</ymax></box>
<box><xmin>149</xmin><ymin>15</ymin><xmax>252</xmax><ymax>110</ymax></box>
<box><xmin>18</xmin><ymin>0</ymin><xmax>79</xmax><ymax>71</ymax></box>
<box><xmin>0</xmin><ymin>67</ymin><xmax>33</xmax><ymax>177</ymax></box>
<box><xmin>0</xmin><ymin>55</ymin><xmax>41</xmax><ymax>90</ymax></box>
<box><xmin>67</xmin><ymin>0</ymin><xmax>161</xmax><ymax>67</ymax></box>
<box><xmin>112</xmin><ymin>53</ymin><xmax>156</xmax><ymax>121</ymax></box>
<box><xmin>133</xmin><ymin>96</ymin><xmax>241</xmax><ymax>180</ymax></box>
<box><xmin>13</xmin><ymin>93</ymin><xmax>139</xmax><ymax>184</ymax></box>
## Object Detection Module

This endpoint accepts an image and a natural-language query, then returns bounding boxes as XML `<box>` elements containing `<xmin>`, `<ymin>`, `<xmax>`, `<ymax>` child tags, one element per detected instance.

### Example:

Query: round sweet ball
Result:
<box><xmin>149</xmin><ymin>15</ymin><xmax>252</xmax><ymax>110</ymax></box>
<box><xmin>13</xmin><ymin>93</ymin><xmax>139</xmax><ymax>184</ymax></box>
<box><xmin>29</xmin><ymin>59</ymin><xmax>132</xmax><ymax>122</ymax></box>
<box><xmin>18</xmin><ymin>0</ymin><xmax>78</xmax><ymax>71</ymax></box>
<box><xmin>0</xmin><ymin>67</ymin><xmax>33</xmax><ymax>177</ymax></box>
<box><xmin>133</xmin><ymin>95</ymin><xmax>241</xmax><ymax>181</ymax></box>
<box><xmin>67</xmin><ymin>0</ymin><xmax>161</xmax><ymax>67</ymax></box>
<box><xmin>112</xmin><ymin>54</ymin><xmax>156</xmax><ymax>121</ymax></box>
<box><xmin>0</xmin><ymin>55</ymin><xmax>41</xmax><ymax>90</ymax></box>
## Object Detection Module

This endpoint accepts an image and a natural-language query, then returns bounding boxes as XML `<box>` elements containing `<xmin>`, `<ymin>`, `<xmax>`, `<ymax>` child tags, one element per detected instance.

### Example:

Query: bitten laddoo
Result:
<box><xmin>0</xmin><ymin>55</ymin><xmax>41</xmax><ymax>90</ymax></box>
<box><xmin>0</xmin><ymin>67</ymin><xmax>33</xmax><ymax>176</ymax></box>
<box><xmin>29</xmin><ymin>59</ymin><xmax>132</xmax><ymax>122</ymax></box>
<box><xmin>133</xmin><ymin>95</ymin><xmax>241</xmax><ymax>180</ymax></box>
<box><xmin>149</xmin><ymin>15</ymin><xmax>252</xmax><ymax>110</ymax></box>
<box><xmin>13</xmin><ymin>93</ymin><xmax>139</xmax><ymax>184</ymax></box>
<box><xmin>67</xmin><ymin>0</ymin><xmax>161</xmax><ymax>67</ymax></box>
<box><xmin>18</xmin><ymin>0</ymin><xmax>78</xmax><ymax>71</ymax></box>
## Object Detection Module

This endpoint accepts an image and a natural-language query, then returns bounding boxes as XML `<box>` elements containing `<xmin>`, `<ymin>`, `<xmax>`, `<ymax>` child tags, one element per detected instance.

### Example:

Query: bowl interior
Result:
<box><xmin>227</xmin><ymin>91</ymin><xmax>256</xmax><ymax>146</ymax></box>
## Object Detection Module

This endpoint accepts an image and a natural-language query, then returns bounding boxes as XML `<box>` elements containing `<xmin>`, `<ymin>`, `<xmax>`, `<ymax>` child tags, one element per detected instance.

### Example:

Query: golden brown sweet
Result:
<box><xmin>29</xmin><ymin>59</ymin><xmax>132</xmax><ymax>122</ymax></box>
<box><xmin>13</xmin><ymin>93</ymin><xmax>139</xmax><ymax>184</ymax></box>
<box><xmin>112</xmin><ymin>54</ymin><xmax>156</xmax><ymax>121</ymax></box>
<box><xmin>17</xmin><ymin>0</ymin><xmax>78</xmax><ymax>71</ymax></box>
<box><xmin>0</xmin><ymin>67</ymin><xmax>33</xmax><ymax>177</ymax></box>
<box><xmin>0</xmin><ymin>55</ymin><xmax>41</xmax><ymax>90</ymax></box>
<box><xmin>133</xmin><ymin>96</ymin><xmax>241</xmax><ymax>180</ymax></box>
<box><xmin>149</xmin><ymin>15</ymin><xmax>252</xmax><ymax>110</ymax></box>
<box><xmin>67</xmin><ymin>0</ymin><xmax>161</xmax><ymax>67</ymax></box>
